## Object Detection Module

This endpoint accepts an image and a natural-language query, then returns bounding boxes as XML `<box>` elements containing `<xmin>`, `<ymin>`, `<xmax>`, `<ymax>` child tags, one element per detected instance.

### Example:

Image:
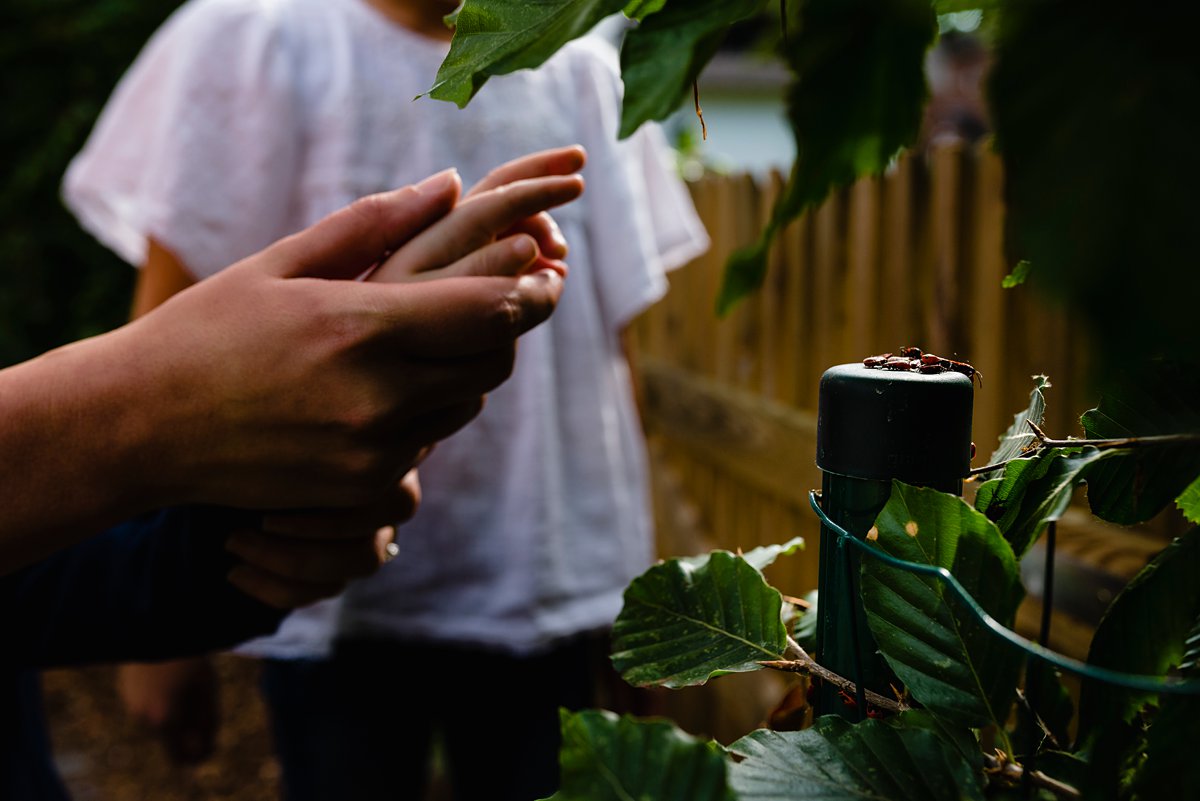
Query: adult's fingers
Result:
<box><xmin>467</xmin><ymin>146</ymin><xmax>587</xmax><ymax>196</ymax></box>
<box><xmin>262</xmin><ymin>471</ymin><xmax>423</xmax><ymax>538</ymax></box>
<box><xmin>227</xmin><ymin>562</ymin><xmax>348</xmax><ymax>610</ymax></box>
<box><xmin>254</xmin><ymin>170</ymin><xmax>462</xmax><ymax>280</ymax></box>
<box><xmin>370</xmin><ymin>175</ymin><xmax>582</xmax><ymax>282</ymax></box>
<box><xmin>226</xmin><ymin>527</ymin><xmax>393</xmax><ymax>586</ymax></box>
<box><xmin>350</xmin><ymin>267</ymin><xmax>565</xmax><ymax>358</ymax></box>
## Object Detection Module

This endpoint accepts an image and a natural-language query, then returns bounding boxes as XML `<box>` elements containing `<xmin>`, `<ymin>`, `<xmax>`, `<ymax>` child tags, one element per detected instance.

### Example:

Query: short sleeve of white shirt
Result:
<box><xmin>567</xmin><ymin>39</ymin><xmax>710</xmax><ymax>331</ymax></box>
<box><xmin>62</xmin><ymin>0</ymin><xmax>302</xmax><ymax>278</ymax></box>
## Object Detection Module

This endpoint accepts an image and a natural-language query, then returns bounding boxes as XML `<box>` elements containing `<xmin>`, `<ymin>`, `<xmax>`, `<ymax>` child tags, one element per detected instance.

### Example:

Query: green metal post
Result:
<box><xmin>813</xmin><ymin>363</ymin><xmax>974</xmax><ymax>719</ymax></box>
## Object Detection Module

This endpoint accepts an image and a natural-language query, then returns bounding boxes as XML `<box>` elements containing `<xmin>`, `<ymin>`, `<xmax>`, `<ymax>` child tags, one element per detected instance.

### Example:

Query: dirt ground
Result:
<box><xmin>43</xmin><ymin>655</ymin><xmax>281</xmax><ymax>801</ymax></box>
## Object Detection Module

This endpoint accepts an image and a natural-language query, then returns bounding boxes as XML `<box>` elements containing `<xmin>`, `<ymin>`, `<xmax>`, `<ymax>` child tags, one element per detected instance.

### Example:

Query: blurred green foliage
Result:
<box><xmin>0</xmin><ymin>0</ymin><xmax>183</xmax><ymax>367</ymax></box>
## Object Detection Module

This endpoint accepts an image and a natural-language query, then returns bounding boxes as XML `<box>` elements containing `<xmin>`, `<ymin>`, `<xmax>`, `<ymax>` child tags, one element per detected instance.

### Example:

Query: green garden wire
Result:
<box><xmin>808</xmin><ymin>490</ymin><xmax>1200</xmax><ymax>696</ymax></box>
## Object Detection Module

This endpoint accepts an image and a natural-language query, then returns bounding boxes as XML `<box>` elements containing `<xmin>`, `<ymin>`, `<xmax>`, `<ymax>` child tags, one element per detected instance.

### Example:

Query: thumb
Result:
<box><xmin>256</xmin><ymin>169</ymin><xmax>462</xmax><ymax>280</ymax></box>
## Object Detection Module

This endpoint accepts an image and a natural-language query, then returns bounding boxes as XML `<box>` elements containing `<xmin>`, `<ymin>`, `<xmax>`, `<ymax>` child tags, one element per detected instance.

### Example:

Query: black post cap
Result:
<box><xmin>816</xmin><ymin>363</ymin><xmax>974</xmax><ymax>484</ymax></box>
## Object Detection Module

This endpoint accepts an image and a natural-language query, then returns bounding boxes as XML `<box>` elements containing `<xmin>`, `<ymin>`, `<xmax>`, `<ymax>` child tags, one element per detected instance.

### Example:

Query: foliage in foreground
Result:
<box><xmin>430</xmin><ymin>0</ymin><xmax>1198</xmax><ymax>374</ymax></box>
<box><xmin>550</xmin><ymin>373</ymin><xmax>1200</xmax><ymax>800</ymax></box>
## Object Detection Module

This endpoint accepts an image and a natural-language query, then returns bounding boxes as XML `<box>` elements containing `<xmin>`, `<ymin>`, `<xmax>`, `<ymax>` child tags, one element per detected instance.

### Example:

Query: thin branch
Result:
<box><xmin>693</xmin><ymin>81</ymin><xmax>707</xmax><ymax>141</ymax></box>
<box><xmin>760</xmin><ymin>637</ymin><xmax>907</xmax><ymax>714</ymax></box>
<box><xmin>968</xmin><ymin>421</ymin><xmax>1200</xmax><ymax>477</ymax></box>
<box><xmin>984</xmin><ymin>752</ymin><xmax>1081</xmax><ymax>800</ymax></box>
<box><xmin>781</xmin><ymin>594</ymin><xmax>813</xmax><ymax>610</ymax></box>
<box><xmin>1027</xmin><ymin>420</ymin><xmax>1200</xmax><ymax>450</ymax></box>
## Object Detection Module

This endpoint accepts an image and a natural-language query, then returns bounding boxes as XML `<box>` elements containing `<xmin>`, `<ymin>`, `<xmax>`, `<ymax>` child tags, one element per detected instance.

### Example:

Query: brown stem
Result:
<box><xmin>759</xmin><ymin>638</ymin><xmax>907</xmax><ymax>714</ymax></box>
<box><xmin>967</xmin><ymin>423</ymin><xmax>1200</xmax><ymax>478</ymax></box>
<box><xmin>693</xmin><ymin>81</ymin><xmax>707</xmax><ymax>141</ymax></box>
<box><xmin>1027</xmin><ymin>420</ymin><xmax>1200</xmax><ymax>450</ymax></box>
<box><xmin>983</xmin><ymin>752</ymin><xmax>1081</xmax><ymax>800</ymax></box>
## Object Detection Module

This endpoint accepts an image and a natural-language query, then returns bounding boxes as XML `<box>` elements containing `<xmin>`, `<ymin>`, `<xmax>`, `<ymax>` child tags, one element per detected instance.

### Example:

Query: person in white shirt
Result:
<box><xmin>63</xmin><ymin>0</ymin><xmax>709</xmax><ymax>798</ymax></box>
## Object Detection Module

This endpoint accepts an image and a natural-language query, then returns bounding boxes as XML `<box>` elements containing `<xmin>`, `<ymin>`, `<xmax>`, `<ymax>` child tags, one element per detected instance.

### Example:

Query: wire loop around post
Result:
<box><xmin>808</xmin><ymin>490</ymin><xmax>1200</xmax><ymax>696</ymax></box>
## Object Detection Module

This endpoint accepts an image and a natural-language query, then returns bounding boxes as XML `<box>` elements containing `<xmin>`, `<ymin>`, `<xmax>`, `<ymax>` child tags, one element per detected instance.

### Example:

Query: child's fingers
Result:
<box><xmin>467</xmin><ymin>146</ymin><xmax>586</xmax><ymax>196</ymax></box>
<box><xmin>387</xmin><ymin>235</ymin><xmax>540</xmax><ymax>283</ymax></box>
<box><xmin>370</xmin><ymin>175</ymin><xmax>582</xmax><ymax>282</ymax></box>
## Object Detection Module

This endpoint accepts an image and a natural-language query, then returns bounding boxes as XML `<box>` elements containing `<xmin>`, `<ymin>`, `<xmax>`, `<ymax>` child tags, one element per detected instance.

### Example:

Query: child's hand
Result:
<box><xmin>225</xmin><ymin>470</ymin><xmax>421</xmax><ymax>609</ymax></box>
<box><xmin>370</xmin><ymin>145</ymin><xmax>585</xmax><ymax>283</ymax></box>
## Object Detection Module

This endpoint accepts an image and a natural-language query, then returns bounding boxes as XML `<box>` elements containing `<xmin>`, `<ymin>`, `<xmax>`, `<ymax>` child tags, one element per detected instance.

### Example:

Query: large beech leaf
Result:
<box><xmin>974</xmin><ymin>447</ymin><xmax>1117</xmax><ymax>557</ymax></box>
<box><xmin>718</xmin><ymin>0</ymin><xmax>934</xmax><ymax>313</ymax></box>
<box><xmin>428</xmin><ymin>0</ymin><xmax>626</xmax><ymax>107</ymax></box>
<box><xmin>1079</xmin><ymin>362</ymin><xmax>1200</xmax><ymax>525</ymax></box>
<box><xmin>617</xmin><ymin>0</ymin><xmax>767</xmax><ymax>138</ymax></box>
<box><xmin>728</xmin><ymin>713</ymin><xmax>985</xmax><ymax>801</ymax></box>
<box><xmin>611</xmin><ymin>550</ymin><xmax>787</xmax><ymax>688</ymax></box>
<box><xmin>978</xmin><ymin>375</ymin><xmax>1050</xmax><ymax>480</ymax></box>
<box><xmin>1077</xmin><ymin>526</ymin><xmax>1200</xmax><ymax>743</ymax></box>
<box><xmin>549</xmin><ymin>709</ymin><xmax>734</xmax><ymax>801</ymax></box>
<box><xmin>1127</xmin><ymin>613</ymin><xmax>1200</xmax><ymax>801</ymax></box>
<box><xmin>861</xmin><ymin>482</ymin><xmax>1025</xmax><ymax>729</ymax></box>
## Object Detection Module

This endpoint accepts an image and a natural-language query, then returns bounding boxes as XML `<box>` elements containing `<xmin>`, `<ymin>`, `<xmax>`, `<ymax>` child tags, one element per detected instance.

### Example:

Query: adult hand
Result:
<box><xmin>0</xmin><ymin>146</ymin><xmax>584</xmax><ymax>571</ymax></box>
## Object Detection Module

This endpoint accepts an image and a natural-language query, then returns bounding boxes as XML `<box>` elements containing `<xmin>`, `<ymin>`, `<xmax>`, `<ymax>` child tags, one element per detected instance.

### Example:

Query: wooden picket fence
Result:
<box><xmin>634</xmin><ymin>141</ymin><xmax>1093</xmax><ymax>595</ymax></box>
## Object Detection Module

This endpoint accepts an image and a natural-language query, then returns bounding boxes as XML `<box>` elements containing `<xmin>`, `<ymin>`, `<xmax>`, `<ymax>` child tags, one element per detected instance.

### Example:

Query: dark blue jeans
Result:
<box><xmin>260</xmin><ymin>636</ymin><xmax>596</xmax><ymax>801</ymax></box>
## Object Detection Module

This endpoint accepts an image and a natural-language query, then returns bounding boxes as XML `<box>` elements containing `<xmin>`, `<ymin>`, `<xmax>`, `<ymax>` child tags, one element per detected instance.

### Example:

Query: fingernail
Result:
<box><xmin>415</xmin><ymin>168</ymin><xmax>459</xmax><ymax>195</ymax></box>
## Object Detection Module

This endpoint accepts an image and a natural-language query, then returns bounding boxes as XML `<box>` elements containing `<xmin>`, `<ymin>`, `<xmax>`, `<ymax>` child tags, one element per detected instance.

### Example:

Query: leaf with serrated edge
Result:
<box><xmin>617</xmin><ymin>0</ymin><xmax>765</xmax><ymax>138</ymax></box>
<box><xmin>1176</xmin><ymin>473</ymin><xmax>1200</xmax><ymax>525</ymax></box>
<box><xmin>1127</xmin><ymin>611</ymin><xmax>1200</xmax><ymax>800</ymax></box>
<box><xmin>611</xmin><ymin>550</ymin><xmax>787</xmax><ymax>688</ymax></box>
<box><xmin>428</xmin><ymin>0</ymin><xmax>626</xmax><ymax>107</ymax></box>
<box><xmin>1077</xmin><ymin>526</ymin><xmax>1200</xmax><ymax>744</ymax></box>
<box><xmin>729</xmin><ymin>713</ymin><xmax>985</xmax><ymax>801</ymax></box>
<box><xmin>717</xmin><ymin>0</ymin><xmax>934</xmax><ymax>314</ymax></box>
<box><xmin>862</xmin><ymin>482</ymin><xmax>1024</xmax><ymax>730</ymax></box>
<box><xmin>979</xmin><ymin>374</ymin><xmax>1050</xmax><ymax>479</ymax></box>
<box><xmin>549</xmin><ymin>709</ymin><xmax>735</xmax><ymax>801</ymax></box>
<box><xmin>975</xmin><ymin>447</ymin><xmax>1117</xmax><ymax>558</ymax></box>
<box><xmin>1080</xmin><ymin>363</ymin><xmax>1200</xmax><ymax>524</ymax></box>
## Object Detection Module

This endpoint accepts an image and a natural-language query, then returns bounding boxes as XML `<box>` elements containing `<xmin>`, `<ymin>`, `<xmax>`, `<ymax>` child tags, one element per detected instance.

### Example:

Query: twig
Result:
<box><xmin>1027</xmin><ymin>420</ymin><xmax>1200</xmax><ymax>450</ymax></box>
<box><xmin>693</xmin><ymin>81</ymin><xmax>707</xmax><ymax>141</ymax></box>
<box><xmin>780</xmin><ymin>594</ymin><xmax>813</xmax><ymax>610</ymax></box>
<box><xmin>984</xmin><ymin>751</ymin><xmax>1081</xmax><ymax>800</ymax></box>
<box><xmin>967</xmin><ymin>422</ymin><xmax>1200</xmax><ymax>477</ymax></box>
<box><xmin>759</xmin><ymin>637</ymin><xmax>907</xmax><ymax>714</ymax></box>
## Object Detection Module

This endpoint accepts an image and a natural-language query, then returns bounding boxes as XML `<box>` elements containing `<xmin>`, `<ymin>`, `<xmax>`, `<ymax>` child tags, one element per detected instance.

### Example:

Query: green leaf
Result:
<box><xmin>1178</xmin><ymin>474</ymin><xmax>1200</xmax><ymax>525</ymax></box>
<box><xmin>1079</xmin><ymin>362</ymin><xmax>1200</xmax><ymax>525</ymax></box>
<box><xmin>718</xmin><ymin>0</ymin><xmax>935</xmax><ymax>314</ymax></box>
<box><xmin>623</xmin><ymin>0</ymin><xmax>666</xmax><ymax>19</ymax></box>
<box><xmin>611</xmin><ymin>550</ymin><xmax>787</xmax><ymax>688</ymax></box>
<box><xmin>792</xmin><ymin>590</ymin><xmax>819</xmax><ymax>653</ymax></box>
<box><xmin>1127</xmin><ymin>612</ymin><xmax>1200</xmax><ymax>801</ymax></box>
<box><xmin>618</xmin><ymin>0</ymin><xmax>766</xmax><ymax>138</ymax></box>
<box><xmin>990</xmin><ymin>5</ymin><xmax>1200</xmax><ymax>370</ymax></box>
<box><xmin>933</xmin><ymin>0</ymin><xmax>1001</xmax><ymax>11</ymax></box>
<box><xmin>1077</xmin><ymin>527</ymin><xmax>1200</xmax><ymax>744</ymax></box>
<box><xmin>861</xmin><ymin>482</ymin><xmax>1025</xmax><ymax>730</ymax></box>
<box><xmin>739</xmin><ymin>536</ymin><xmax>805</xmax><ymax>572</ymax></box>
<box><xmin>1001</xmin><ymin>259</ymin><xmax>1033</xmax><ymax>289</ymax></box>
<box><xmin>978</xmin><ymin>374</ymin><xmax>1051</xmax><ymax>480</ymax></box>
<box><xmin>975</xmin><ymin>447</ymin><xmax>1117</xmax><ymax>558</ymax></box>
<box><xmin>548</xmin><ymin>709</ymin><xmax>735</xmax><ymax>801</ymax></box>
<box><xmin>428</xmin><ymin>0</ymin><xmax>626</xmax><ymax>107</ymax></box>
<box><xmin>728</xmin><ymin>713</ymin><xmax>985</xmax><ymax>801</ymax></box>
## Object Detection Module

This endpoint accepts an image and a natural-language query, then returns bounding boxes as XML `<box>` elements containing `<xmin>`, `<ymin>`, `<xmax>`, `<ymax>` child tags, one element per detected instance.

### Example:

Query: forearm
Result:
<box><xmin>0</xmin><ymin>326</ymin><xmax>172</xmax><ymax>572</ymax></box>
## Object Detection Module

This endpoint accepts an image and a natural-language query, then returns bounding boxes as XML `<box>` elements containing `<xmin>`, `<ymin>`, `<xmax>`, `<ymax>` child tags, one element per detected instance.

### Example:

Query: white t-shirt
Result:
<box><xmin>63</xmin><ymin>0</ymin><xmax>709</xmax><ymax>657</ymax></box>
